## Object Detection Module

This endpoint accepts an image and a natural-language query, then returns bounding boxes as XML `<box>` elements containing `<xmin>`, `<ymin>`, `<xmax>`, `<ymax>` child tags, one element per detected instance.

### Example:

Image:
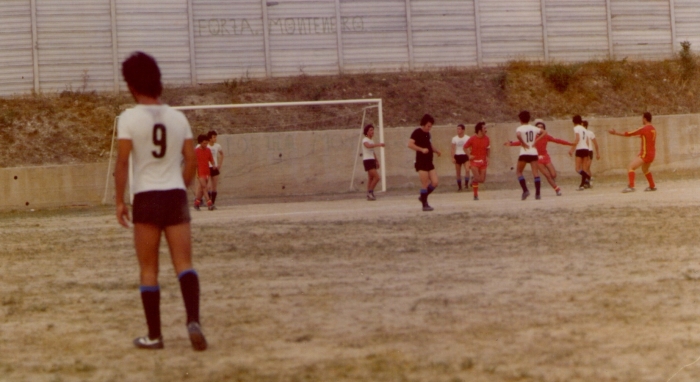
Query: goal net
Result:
<box><xmin>102</xmin><ymin>99</ymin><xmax>385</xmax><ymax>204</ymax></box>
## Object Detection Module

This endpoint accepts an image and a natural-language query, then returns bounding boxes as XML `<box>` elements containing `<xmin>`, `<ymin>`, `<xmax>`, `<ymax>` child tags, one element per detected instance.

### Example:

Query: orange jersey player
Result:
<box><xmin>194</xmin><ymin>135</ymin><xmax>215</xmax><ymax>210</ymax></box>
<box><xmin>608</xmin><ymin>112</ymin><xmax>657</xmax><ymax>193</ymax></box>
<box><xmin>463</xmin><ymin>122</ymin><xmax>490</xmax><ymax>200</ymax></box>
<box><xmin>505</xmin><ymin>119</ymin><xmax>573</xmax><ymax>196</ymax></box>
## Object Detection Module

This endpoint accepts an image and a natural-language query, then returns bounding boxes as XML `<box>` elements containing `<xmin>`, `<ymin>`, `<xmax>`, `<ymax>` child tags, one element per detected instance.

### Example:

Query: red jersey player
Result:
<box><xmin>194</xmin><ymin>134</ymin><xmax>215</xmax><ymax>210</ymax></box>
<box><xmin>463</xmin><ymin>122</ymin><xmax>490</xmax><ymax>200</ymax></box>
<box><xmin>608</xmin><ymin>112</ymin><xmax>657</xmax><ymax>193</ymax></box>
<box><xmin>505</xmin><ymin>119</ymin><xmax>573</xmax><ymax>196</ymax></box>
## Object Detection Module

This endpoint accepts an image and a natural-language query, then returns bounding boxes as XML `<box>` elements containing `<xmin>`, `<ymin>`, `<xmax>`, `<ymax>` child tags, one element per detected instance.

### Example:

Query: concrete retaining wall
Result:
<box><xmin>2</xmin><ymin>113</ymin><xmax>700</xmax><ymax>210</ymax></box>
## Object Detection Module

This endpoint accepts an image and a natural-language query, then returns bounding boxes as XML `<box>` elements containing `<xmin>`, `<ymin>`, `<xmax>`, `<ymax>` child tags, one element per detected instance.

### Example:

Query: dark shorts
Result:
<box><xmin>576</xmin><ymin>149</ymin><xmax>590</xmax><ymax>158</ymax></box>
<box><xmin>518</xmin><ymin>155</ymin><xmax>539</xmax><ymax>163</ymax></box>
<box><xmin>210</xmin><ymin>167</ymin><xmax>220</xmax><ymax>177</ymax></box>
<box><xmin>415</xmin><ymin>160</ymin><xmax>435</xmax><ymax>172</ymax></box>
<box><xmin>132</xmin><ymin>189</ymin><xmax>191</xmax><ymax>228</ymax></box>
<box><xmin>363</xmin><ymin>159</ymin><xmax>377</xmax><ymax>171</ymax></box>
<box><xmin>454</xmin><ymin>154</ymin><xmax>469</xmax><ymax>165</ymax></box>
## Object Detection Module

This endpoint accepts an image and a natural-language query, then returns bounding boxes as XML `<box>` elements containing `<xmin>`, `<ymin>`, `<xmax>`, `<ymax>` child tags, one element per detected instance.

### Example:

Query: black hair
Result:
<box><xmin>518</xmin><ymin>111</ymin><xmax>530</xmax><ymax>124</ymax></box>
<box><xmin>420</xmin><ymin>114</ymin><xmax>435</xmax><ymax>127</ymax></box>
<box><xmin>363</xmin><ymin>124</ymin><xmax>374</xmax><ymax>136</ymax></box>
<box><xmin>643</xmin><ymin>112</ymin><xmax>652</xmax><ymax>122</ymax></box>
<box><xmin>572</xmin><ymin>115</ymin><xmax>583</xmax><ymax>125</ymax></box>
<box><xmin>475</xmin><ymin>121</ymin><xmax>486</xmax><ymax>134</ymax></box>
<box><xmin>207</xmin><ymin>130</ymin><xmax>218</xmax><ymax>139</ymax></box>
<box><xmin>457</xmin><ymin>124</ymin><xmax>465</xmax><ymax>130</ymax></box>
<box><xmin>121</xmin><ymin>51</ymin><xmax>162</xmax><ymax>98</ymax></box>
<box><xmin>197</xmin><ymin>134</ymin><xmax>207</xmax><ymax>144</ymax></box>
<box><xmin>535</xmin><ymin>121</ymin><xmax>546</xmax><ymax>129</ymax></box>
<box><xmin>582</xmin><ymin>120</ymin><xmax>588</xmax><ymax>128</ymax></box>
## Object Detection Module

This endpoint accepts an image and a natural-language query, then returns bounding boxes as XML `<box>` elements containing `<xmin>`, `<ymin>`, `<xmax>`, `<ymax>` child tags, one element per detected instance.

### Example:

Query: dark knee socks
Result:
<box><xmin>178</xmin><ymin>269</ymin><xmax>201</xmax><ymax>325</ymax></box>
<box><xmin>140</xmin><ymin>286</ymin><xmax>161</xmax><ymax>339</ymax></box>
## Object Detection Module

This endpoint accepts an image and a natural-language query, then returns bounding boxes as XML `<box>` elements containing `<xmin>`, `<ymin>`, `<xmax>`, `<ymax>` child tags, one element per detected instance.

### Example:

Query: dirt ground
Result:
<box><xmin>3</xmin><ymin>177</ymin><xmax>700</xmax><ymax>382</ymax></box>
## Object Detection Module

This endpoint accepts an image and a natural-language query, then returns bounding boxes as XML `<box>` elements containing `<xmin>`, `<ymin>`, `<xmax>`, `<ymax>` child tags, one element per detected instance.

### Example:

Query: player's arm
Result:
<box><xmin>569</xmin><ymin>132</ymin><xmax>580</xmax><ymax>156</ymax></box>
<box><xmin>486</xmin><ymin>146</ymin><xmax>491</xmax><ymax>165</ymax></box>
<box><xmin>450</xmin><ymin>142</ymin><xmax>456</xmax><ymax>163</ymax></box>
<box><xmin>114</xmin><ymin>139</ymin><xmax>132</xmax><ymax>228</ymax></box>
<box><xmin>408</xmin><ymin>139</ymin><xmax>428</xmax><ymax>154</ymax></box>
<box><xmin>516</xmin><ymin>131</ymin><xmax>529</xmax><ymax>148</ymax></box>
<box><xmin>549</xmin><ymin>136</ymin><xmax>574</xmax><ymax>146</ymax></box>
<box><xmin>431</xmin><ymin>143</ymin><xmax>441</xmax><ymax>157</ymax></box>
<box><xmin>182</xmin><ymin>139</ymin><xmax>196</xmax><ymax>187</ymax></box>
<box><xmin>592</xmin><ymin>138</ymin><xmax>600</xmax><ymax>160</ymax></box>
<box><xmin>504</xmin><ymin>140</ymin><xmax>521</xmax><ymax>146</ymax></box>
<box><xmin>217</xmin><ymin>149</ymin><xmax>224</xmax><ymax>170</ymax></box>
<box><xmin>533</xmin><ymin>129</ymin><xmax>548</xmax><ymax>145</ymax></box>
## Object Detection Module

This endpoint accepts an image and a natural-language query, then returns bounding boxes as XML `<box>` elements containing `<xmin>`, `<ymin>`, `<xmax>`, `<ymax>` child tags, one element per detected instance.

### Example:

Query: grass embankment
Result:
<box><xmin>0</xmin><ymin>51</ymin><xmax>698</xmax><ymax>167</ymax></box>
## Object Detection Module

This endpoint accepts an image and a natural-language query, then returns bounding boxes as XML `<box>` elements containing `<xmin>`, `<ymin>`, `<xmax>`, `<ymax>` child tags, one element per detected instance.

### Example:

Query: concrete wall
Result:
<box><xmin>2</xmin><ymin>113</ymin><xmax>700</xmax><ymax>210</ymax></box>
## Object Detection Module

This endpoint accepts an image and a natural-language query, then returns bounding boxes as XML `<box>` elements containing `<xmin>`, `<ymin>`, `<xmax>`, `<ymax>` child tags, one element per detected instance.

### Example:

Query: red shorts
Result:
<box><xmin>470</xmin><ymin>158</ymin><xmax>487</xmax><ymax>170</ymax></box>
<box><xmin>538</xmin><ymin>154</ymin><xmax>551</xmax><ymax>165</ymax></box>
<box><xmin>640</xmin><ymin>153</ymin><xmax>655</xmax><ymax>164</ymax></box>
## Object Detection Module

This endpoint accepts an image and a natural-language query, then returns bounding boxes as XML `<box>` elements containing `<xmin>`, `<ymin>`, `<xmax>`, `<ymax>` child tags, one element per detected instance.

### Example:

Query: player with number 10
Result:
<box><xmin>514</xmin><ymin>111</ymin><xmax>545</xmax><ymax>200</ymax></box>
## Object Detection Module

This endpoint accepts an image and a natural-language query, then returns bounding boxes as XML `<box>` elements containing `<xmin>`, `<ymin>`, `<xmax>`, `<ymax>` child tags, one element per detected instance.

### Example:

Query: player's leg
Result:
<box><xmin>210</xmin><ymin>174</ymin><xmax>219</xmax><ymax>206</ymax></box>
<box><xmin>623</xmin><ymin>156</ymin><xmax>645</xmax><ymax>192</ymax></box>
<box><xmin>418</xmin><ymin>170</ymin><xmax>432</xmax><ymax>210</ymax></box>
<box><xmin>194</xmin><ymin>177</ymin><xmax>206</xmax><ymax>210</ymax></box>
<box><xmin>516</xmin><ymin>159</ymin><xmax>529</xmax><ymax>199</ymax></box>
<box><xmin>367</xmin><ymin>168</ymin><xmax>379</xmax><ymax>200</ymax></box>
<box><xmin>471</xmin><ymin>166</ymin><xmax>481</xmax><ymax>200</ymax></box>
<box><xmin>641</xmin><ymin>160</ymin><xmax>656</xmax><ymax>191</ymax></box>
<box><xmin>463</xmin><ymin>162</ymin><xmax>471</xmax><ymax>189</ymax></box>
<box><xmin>133</xmin><ymin>223</ymin><xmax>164</xmax><ymax>347</ymax></box>
<box><xmin>530</xmin><ymin>161</ymin><xmax>542</xmax><ymax>199</ymax></box>
<box><xmin>454</xmin><ymin>161</ymin><xmax>462</xmax><ymax>191</ymax></box>
<box><xmin>583</xmin><ymin>156</ymin><xmax>592</xmax><ymax>188</ymax></box>
<box><xmin>541</xmin><ymin>163</ymin><xmax>561</xmax><ymax>195</ymax></box>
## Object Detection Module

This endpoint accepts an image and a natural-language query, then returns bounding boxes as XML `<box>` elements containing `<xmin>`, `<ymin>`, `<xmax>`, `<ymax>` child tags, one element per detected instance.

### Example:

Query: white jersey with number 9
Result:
<box><xmin>117</xmin><ymin>104</ymin><xmax>193</xmax><ymax>194</ymax></box>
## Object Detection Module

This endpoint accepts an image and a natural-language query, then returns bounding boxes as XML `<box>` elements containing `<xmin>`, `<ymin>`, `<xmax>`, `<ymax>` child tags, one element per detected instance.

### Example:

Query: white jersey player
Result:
<box><xmin>514</xmin><ymin>111</ymin><xmax>546</xmax><ymax>200</ymax></box>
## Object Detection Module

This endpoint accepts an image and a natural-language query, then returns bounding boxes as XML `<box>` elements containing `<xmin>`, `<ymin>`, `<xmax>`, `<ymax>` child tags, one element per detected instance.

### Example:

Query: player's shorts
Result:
<box><xmin>197</xmin><ymin>166</ymin><xmax>210</xmax><ymax>177</ymax></box>
<box><xmin>414</xmin><ymin>159</ymin><xmax>435</xmax><ymax>172</ymax></box>
<box><xmin>454</xmin><ymin>154</ymin><xmax>469</xmax><ymax>165</ymax></box>
<box><xmin>132</xmin><ymin>189</ymin><xmax>190</xmax><ymax>228</ymax></box>
<box><xmin>538</xmin><ymin>154</ymin><xmax>552</xmax><ymax>165</ymax></box>
<box><xmin>470</xmin><ymin>158</ymin><xmax>487</xmax><ymax>170</ymax></box>
<box><xmin>639</xmin><ymin>153</ymin><xmax>655</xmax><ymax>164</ymax></box>
<box><xmin>518</xmin><ymin>155</ymin><xmax>539</xmax><ymax>163</ymax></box>
<box><xmin>363</xmin><ymin>159</ymin><xmax>377</xmax><ymax>171</ymax></box>
<box><xmin>209</xmin><ymin>167</ymin><xmax>220</xmax><ymax>177</ymax></box>
<box><xmin>575</xmin><ymin>149</ymin><xmax>590</xmax><ymax>158</ymax></box>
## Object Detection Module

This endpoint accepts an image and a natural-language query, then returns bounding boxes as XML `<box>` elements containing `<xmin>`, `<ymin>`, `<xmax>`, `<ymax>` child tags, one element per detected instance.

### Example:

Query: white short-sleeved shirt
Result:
<box><xmin>515</xmin><ymin>124</ymin><xmax>541</xmax><ymax>156</ymax></box>
<box><xmin>208</xmin><ymin>142</ymin><xmax>222</xmax><ymax>167</ymax></box>
<box><xmin>362</xmin><ymin>137</ymin><xmax>376</xmax><ymax>161</ymax></box>
<box><xmin>451</xmin><ymin>134</ymin><xmax>469</xmax><ymax>155</ymax></box>
<box><xmin>586</xmin><ymin>130</ymin><xmax>596</xmax><ymax>151</ymax></box>
<box><xmin>117</xmin><ymin>104</ymin><xmax>193</xmax><ymax>195</ymax></box>
<box><xmin>573</xmin><ymin>125</ymin><xmax>589</xmax><ymax>150</ymax></box>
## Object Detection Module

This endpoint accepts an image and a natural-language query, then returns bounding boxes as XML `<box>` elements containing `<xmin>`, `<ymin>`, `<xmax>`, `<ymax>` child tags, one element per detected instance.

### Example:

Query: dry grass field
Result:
<box><xmin>3</xmin><ymin>178</ymin><xmax>700</xmax><ymax>382</ymax></box>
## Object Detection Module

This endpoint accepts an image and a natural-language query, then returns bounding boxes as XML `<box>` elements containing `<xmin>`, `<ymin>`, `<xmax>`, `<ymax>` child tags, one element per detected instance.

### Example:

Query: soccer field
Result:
<box><xmin>2</xmin><ymin>179</ymin><xmax>700</xmax><ymax>382</ymax></box>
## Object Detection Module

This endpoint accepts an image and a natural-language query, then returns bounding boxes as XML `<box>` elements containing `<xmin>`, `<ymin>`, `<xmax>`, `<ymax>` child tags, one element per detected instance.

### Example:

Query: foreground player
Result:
<box><xmin>514</xmin><ymin>111</ymin><xmax>545</xmax><ymax>200</ymax></box>
<box><xmin>408</xmin><ymin>114</ymin><xmax>441</xmax><ymax>211</ymax></box>
<box><xmin>506</xmin><ymin>119</ymin><xmax>572</xmax><ymax>196</ymax></box>
<box><xmin>463</xmin><ymin>122</ymin><xmax>489</xmax><ymax>200</ymax></box>
<box><xmin>194</xmin><ymin>134</ymin><xmax>214</xmax><ymax>211</ymax></box>
<box><xmin>608</xmin><ymin>112</ymin><xmax>657</xmax><ymax>193</ymax></box>
<box><xmin>362</xmin><ymin>124</ymin><xmax>385</xmax><ymax>200</ymax></box>
<box><xmin>450</xmin><ymin>124</ymin><xmax>470</xmax><ymax>191</ymax></box>
<box><xmin>115</xmin><ymin>51</ymin><xmax>207</xmax><ymax>350</ymax></box>
<box><xmin>568</xmin><ymin>115</ymin><xmax>591</xmax><ymax>190</ymax></box>
<box><xmin>207</xmin><ymin>130</ymin><xmax>224</xmax><ymax>209</ymax></box>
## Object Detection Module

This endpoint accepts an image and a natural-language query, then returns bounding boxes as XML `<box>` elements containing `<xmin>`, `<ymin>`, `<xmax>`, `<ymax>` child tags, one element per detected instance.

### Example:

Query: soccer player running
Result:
<box><xmin>608</xmin><ymin>112</ymin><xmax>657</xmax><ymax>193</ymax></box>
<box><xmin>114</xmin><ymin>51</ymin><xmax>207</xmax><ymax>351</ymax></box>
<box><xmin>194</xmin><ymin>134</ymin><xmax>214</xmax><ymax>211</ymax></box>
<box><xmin>582</xmin><ymin>120</ymin><xmax>600</xmax><ymax>188</ymax></box>
<box><xmin>362</xmin><ymin>124</ymin><xmax>385</xmax><ymax>200</ymax></box>
<box><xmin>514</xmin><ymin>111</ymin><xmax>546</xmax><ymax>200</ymax></box>
<box><xmin>206</xmin><ymin>130</ymin><xmax>224</xmax><ymax>209</ymax></box>
<box><xmin>408</xmin><ymin>114</ymin><xmax>441</xmax><ymax>211</ymax></box>
<box><xmin>450</xmin><ymin>124</ymin><xmax>470</xmax><ymax>191</ymax></box>
<box><xmin>568</xmin><ymin>115</ymin><xmax>591</xmax><ymax>190</ymax></box>
<box><xmin>505</xmin><ymin>119</ymin><xmax>573</xmax><ymax>196</ymax></box>
<box><xmin>463</xmin><ymin>122</ymin><xmax>489</xmax><ymax>200</ymax></box>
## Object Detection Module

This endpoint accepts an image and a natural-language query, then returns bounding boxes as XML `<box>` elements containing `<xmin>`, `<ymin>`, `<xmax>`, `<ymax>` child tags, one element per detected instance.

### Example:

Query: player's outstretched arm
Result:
<box><xmin>114</xmin><ymin>139</ymin><xmax>132</xmax><ymax>228</ymax></box>
<box><xmin>182</xmin><ymin>138</ymin><xmax>196</xmax><ymax>188</ymax></box>
<box><xmin>592</xmin><ymin>138</ymin><xmax>600</xmax><ymax>159</ymax></box>
<box><xmin>533</xmin><ymin>129</ymin><xmax>548</xmax><ymax>145</ymax></box>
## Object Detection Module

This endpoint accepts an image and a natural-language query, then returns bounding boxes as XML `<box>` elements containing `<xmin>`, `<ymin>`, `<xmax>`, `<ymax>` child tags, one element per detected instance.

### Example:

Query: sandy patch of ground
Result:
<box><xmin>2</xmin><ymin>178</ymin><xmax>700</xmax><ymax>382</ymax></box>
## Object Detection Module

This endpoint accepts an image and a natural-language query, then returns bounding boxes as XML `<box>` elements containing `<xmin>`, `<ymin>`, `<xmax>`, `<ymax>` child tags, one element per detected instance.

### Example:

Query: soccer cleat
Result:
<box><xmin>535</xmin><ymin>194</ymin><xmax>541</xmax><ymax>200</ymax></box>
<box><xmin>521</xmin><ymin>191</ymin><xmax>530</xmax><ymax>201</ymax></box>
<box><xmin>556</xmin><ymin>190</ymin><xmax>562</xmax><ymax>196</ymax></box>
<box><xmin>576</xmin><ymin>187</ymin><xmax>585</xmax><ymax>191</ymax></box>
<box><xmin>193</xmin><ymin>200</ymin><xmax>201</xmax><ymax>211</ymax></box>
<box><xmin>367</xmin><ymin>193</ymin><xmax>376</xmax><ymax>201</ymax></box>
<box><xmin>457</xmin><ymin>187</ymin><xmax>462</xmax><ymax>192</ymax></box>
<box><xmin>622</xmin><ymin>187</ymin><xmax>635</xmax><ymax>193</ymax></box>
<box><xmin>133</xmin><ymin>335</ymin><xmax>164</xmax><ymax>350</ymax></box>
<box><xmin>644</xmin><ymin>187</ymin><xmax>657</xmax><ymax>192</ymax></box>
<box><xmin>209</xmin><ymin>204</ymin><xmax>217</xmax><ymax>210</ymax></box>
<box><xmin>422</xmin><ymin>205</ymin><xmax>434</xmax><ymax>212</ymax></box>
<box><xmin>187</xmin><ymin>322</ymin><xmax>208</xmax><ymax>351</ymax></box>
<box><xmin>473</xmin><ymin>196</ymin><xmax>479</xmax><ymax>201</ymax></box>
<box><xmin>583</xmin><ymin>183</ymin><xmax>591</xmax><ymax>189</ymax></box>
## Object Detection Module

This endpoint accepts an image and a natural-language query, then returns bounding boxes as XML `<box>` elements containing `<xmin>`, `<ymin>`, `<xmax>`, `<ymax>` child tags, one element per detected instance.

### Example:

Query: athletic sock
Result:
<box><xmin>194</xmin><ymin>198</ymin><xmax>201</xmax><ymax>206</ymax></box>
<box><xmin>464</xmin><ymin>176</ymin><xmax>470</xmax><ymax>186</ymax></box>
<box><xmin>457</xmin><ymin>179</ymin><xmax>462</xmax><ymax>188</ymax></box>
<box><xmin>628</xmin><ymin>170</ymin><xmax>635</xmax><ymax>188</ymax></box>
<box><xmin>140</xmin><ymin>286</ymin><xmax>161</xmax><ymax>340</ymax></box>
<box><xmin>518</xmin><ymin>176</ymin><xmax>528</xmax><ymax>192</ymax></box>
<box><xmin>207</xmin><ymin>191</ymin><xmax>212</xmax><ymax>201</ymax></box>
<box><xmin>554</xmin><ymin>186</ymin><xmax>561</xmax><ymax>192</ymax></box>
<box><xmin>211</xmin><ymin>191</ymin><xmax>218</xmax><ymax>204</ymax></box>
<box><xmin>473</xmin><ymin>182</ymin><xmax>479</xmax><ymax>197</ymax></box>
<box><xmin>534</xmin><ymin>177</ymin><xmax>541</xmax><ymax>196</ymax></box>
<box><xmin>419</xmin><ymin>189</ymin><xmax>428</xmax><ymax>206</ymax></box>
<box><xmin>644</xmin><ymin>171</ymin><xmax>655</xmax><ymax>188</ymax></box>
<box><xmin>579</xmin><ymin>170</ymin><xmax>586</xmax><ymax>187</ymax></box>
<box><xmin>427</xmin><ymin>184</ymin><xmax>436</xmax><ymax>195</ymax></box>
<box><xmin>178</xmin><ymin>269</ymin><xmax>201</xmax><ymax>325</ymax></box>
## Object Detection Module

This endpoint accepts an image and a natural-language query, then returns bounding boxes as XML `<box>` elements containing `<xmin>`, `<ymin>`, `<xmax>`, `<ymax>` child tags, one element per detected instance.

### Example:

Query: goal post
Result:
<box><xmin>102</xmin><ymin>98</ymin><xmax>385</xmax><ymax>204</ymax></box>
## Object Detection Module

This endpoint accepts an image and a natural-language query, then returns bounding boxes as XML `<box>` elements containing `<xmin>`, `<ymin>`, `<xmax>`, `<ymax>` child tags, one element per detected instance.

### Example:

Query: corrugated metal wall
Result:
<box><xmin>0</xmin><ymin>0</ymin><xmax>694</xmax><ymax>96</ymax></box>
<box><xmin>0</xmin><ymin>1</ymin><xmax>35</xmax><ymax>96</ymax></box>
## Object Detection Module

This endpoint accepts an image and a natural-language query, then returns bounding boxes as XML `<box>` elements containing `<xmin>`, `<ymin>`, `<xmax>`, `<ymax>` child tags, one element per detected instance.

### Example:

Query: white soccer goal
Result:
<box><xmin>102</xmin><ymin>99</ymin><xmax>385</xmax><ymax>204</ymax></box>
